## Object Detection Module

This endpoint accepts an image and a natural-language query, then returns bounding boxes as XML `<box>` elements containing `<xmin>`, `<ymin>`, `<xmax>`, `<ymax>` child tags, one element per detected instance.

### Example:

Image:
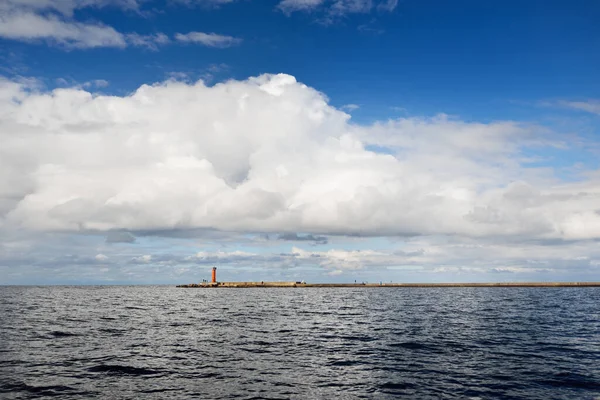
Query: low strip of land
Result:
<box><xmin>176</xmin><ymin>282</ymin><xmax>600</xmax><ymax>288</ymax></box>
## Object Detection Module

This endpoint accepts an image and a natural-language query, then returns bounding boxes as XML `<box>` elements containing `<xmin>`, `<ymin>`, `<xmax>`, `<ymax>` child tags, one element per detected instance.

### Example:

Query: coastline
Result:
<box><xmin>176</xmin><ymin>281</ymin><xmax>600</xmax><ymax>288</ymax></box>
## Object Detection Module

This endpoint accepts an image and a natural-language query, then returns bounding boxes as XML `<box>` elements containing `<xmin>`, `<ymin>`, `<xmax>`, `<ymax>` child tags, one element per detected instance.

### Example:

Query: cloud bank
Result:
<box><xmin>1</xmin><ymin>73</ymin><xmax>599</xmax><ymax>245</ymax></box>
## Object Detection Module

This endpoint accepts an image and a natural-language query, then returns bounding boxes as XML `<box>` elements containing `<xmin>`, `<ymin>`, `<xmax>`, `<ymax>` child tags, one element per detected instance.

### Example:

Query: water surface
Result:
<box><xmin>1</xmin><ymin>286</ymin><xmax>599</xmax><ymax>399</ymax></box>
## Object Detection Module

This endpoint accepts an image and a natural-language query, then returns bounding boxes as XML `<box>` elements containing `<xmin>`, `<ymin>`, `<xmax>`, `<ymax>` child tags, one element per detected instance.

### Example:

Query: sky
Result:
<box><xmin>1</xmin><ymin>0</ymin><xmax>600</xmax><ymax>284</ymax></box>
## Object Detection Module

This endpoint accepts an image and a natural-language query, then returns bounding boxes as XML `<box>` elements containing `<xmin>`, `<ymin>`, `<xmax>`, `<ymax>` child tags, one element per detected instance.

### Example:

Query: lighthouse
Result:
<box><xmin>211</xmin><ymin>267</ymin><xmax>217</xmax><ymax>283</ymax></box>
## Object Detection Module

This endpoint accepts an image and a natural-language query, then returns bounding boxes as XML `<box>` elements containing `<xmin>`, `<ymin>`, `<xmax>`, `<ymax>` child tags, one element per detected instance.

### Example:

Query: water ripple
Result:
<box><xmin>0</xmin><ymin>286</ymin><xmax>599</xmax><ymax>399</ymax></box>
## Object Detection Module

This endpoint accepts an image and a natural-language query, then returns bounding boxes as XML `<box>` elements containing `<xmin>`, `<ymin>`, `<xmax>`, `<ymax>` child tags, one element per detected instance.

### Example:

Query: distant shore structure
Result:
<box><xmin>177</xmin><ymin>282</ymin><xmax>600</xmax><ymax>288</ymax></box>
<box><xmin>177</xmin><ymin>269</ymin><xmax>600</xmax><ymax>288</ymax></box>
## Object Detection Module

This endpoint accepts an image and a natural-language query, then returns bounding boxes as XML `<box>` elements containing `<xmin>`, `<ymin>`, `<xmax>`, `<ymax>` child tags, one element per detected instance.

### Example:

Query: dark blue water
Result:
<box><xmin>1</xmin><ymin>286</ymin><xmax>599</xmax><ymax>399</ymax></box>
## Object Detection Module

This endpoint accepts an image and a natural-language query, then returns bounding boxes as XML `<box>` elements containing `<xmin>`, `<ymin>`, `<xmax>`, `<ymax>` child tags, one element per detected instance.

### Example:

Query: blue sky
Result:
<box><xmin>1</xmin><ymin>0</ymin><xmax>600</xmax><ymax>284</ymax></box>
<box><xmin>4</xmin><ymin>0</ymin><xmax>600</xmax><ymax>119</ymax></box>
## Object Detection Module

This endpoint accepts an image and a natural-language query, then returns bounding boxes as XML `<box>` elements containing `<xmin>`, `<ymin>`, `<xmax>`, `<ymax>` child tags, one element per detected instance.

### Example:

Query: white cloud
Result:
<box><xmin>83</xmin><ymin>79</ymin><xmax>109</xmax><ymax>88</ymax></box>
<box><xmin>192</xmin><ymin>250</ymin><xmax>257</xmax><ymax>259</ymax></box>
<box><xmin>0</xmin><ymin>11</ymin><xmax>127</xmax><ymax>48</ymax></box>
<box><xmin>330</xmin><ymin>0</ymin><xmax>373</xmax><ymax>15</ymax></box>
<box><xmin>167</xmin><ymin>72</ymin><xmax>191</xmax><ymax>81</ymax></box>
<box><xmin>132</xmin><ymin>254</ymin><xmax>152</xmax><ymax>263</ymax></box>
<box><xmin>0</xmin><ymin>73</ymin><xmax>599</xmax><ymax>246</ymax></box>
<box><xmin>56</xmin><ymin>78</ymin><xmax>110</xmax><ymax>89</ymax></box>
<box><xmin>277</xmin><ymin>0</ymin><xmax>397</xmax><ymax>16</ymax></box>
<box><xmin>170</xmin><ymin>0</ymin><xmax>239</xmax><ymax>6</ymax></box>
<box><xmin>557</xmin><ymin>100</ymin><xmax>600</xmax><ymax>115</ymax></box>
<box><xmin>357</xmin><ymin>18</ymin><xmax>385</xmax><ymax>34</ymax></box>
<box><xmin>125</xmin><ymin>32</ymin><xmax>170</xmax><ymax>49</ymax></box>
<box><xmin>377</xmin><ymin>0</ymin><xmax>397</xmax><ymax>12</ymax></box>
<box><xmin>341</xmin><ymin>104</ymin><xmax>359</xmax><ymax>111</ymax></box>
<box><xmin>0</xmin><ymin>1</ymin><xmax>169</xmax><ymax>49</ymax></box>
<box><xmin>175</xmin><ymin>31</ymin><xmax>242</xmax><ymax>48</ymax></box>
<box><xmin>2</xmin><ymin>223</ymin><xmax>600</xmax><ymax>284</ymax></box>
<box><xmin>293</xmin><ymin>246</ymin><xmax>388</xmax><ymax>271</ymax></box>
<box><xmin>0</xmin><ymin>0</ymin><xmax>141</xmax><ymax>17</ymax></box>
<box><xmin>278</xmin><ymin>0</ymin><xmax>325</xmax><ymax>14</ymax></box>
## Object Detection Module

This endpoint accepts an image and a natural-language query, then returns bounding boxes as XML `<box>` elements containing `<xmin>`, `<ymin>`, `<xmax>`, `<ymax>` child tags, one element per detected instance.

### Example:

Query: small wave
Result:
<box><xmin>48</xmin><ymin>331</ymin><xmax>79</xmax><ymax>338</ymax></box>
<box><xmin>87</xmin><ymin>364</ymin><xmax>162</xmax><ymax>376</ymax></box>
<box><xmin>273</xmin><ymin>381</ymin><xmax>295</xmax><ymax>388</ymax></box>
<box><xmin>341</xmin><ymin>335</ymin><xmax>376</xmax><ymax>342</ymax></box>
<box><xmin>327</xmin><ymin>360</ymin><xmax>360</xmax><ymax>367</ymax></box>
<box><xmin>251</xmin><ymin>340</ymin><xmax>273</xmax><ymax>346</ymax></box>
<box><xmin>139</xmin><ymin>388</ymin><xmax>181</xmax><ymax>394</ymax></box>
<box><xmin>239</xmin><ymin>347</ymin><xmax>273</xmax><ymax>354</ymax></box>
<box><xmin>488</xmin><ymin>374</ymin><xmax>514</xmax><ymax>381</ymax></box>
<box><xmin>316</xmin><ymin>382</ymin><xmax>348</xmax><ymax>388</ymax></box>
<box><xmin>0</xmin><ymin>382</ymin><xmax>78</xmax><ymax>396</ymax></box>
<box><xmin>169</xmin><ymin>322</ymin><xmax>193</xmax><ymax>327</ymax></box>
<box><xmin>206</xmin><ymin>318</ymin><xmax>226</xmax><ymax>324</ymax></box>
<box><xmin>98</xmin><ymin>328</ymin><xmax>125</xmax><ymax>335</ymax></box>
<box><xmin>64</xmin><ymin>317</ymin><xmax>86</xmax><ymax>323</ymax></box>
<box><xmin>442</xmin><ymin>341</ymin><xmax>470</xmax><ymax>352</ymax></box>
<box><xmin>541</xmin><ymin>379</ymin><xmax>600</xmax><ymax>390</ymax></box>
<box><xmin>537</xmin><ymin>345</ymin><xmax>583</xmax><ymax>354</ymax></box>
<box><xmin>380</xmin><ymin>382</ymin><xmax>416</xmax><ymax>390</ymax></box>
<box><xmin>540</xmin><ymin>373</ymin><xmax>600</xmax><ymax>390</ymax></box>
<box><xmin>128</xmin><ymin>343</ymin><xmax>149</xmax><ymax>348</ymax></box>
<box><xmin>389</xmin><ymin>341</ymin><xmax>431</xmax><ymax>350</ymax></box>
<box><xmin>196</xmin><ymin>372</ymin><xmax>222</xmax><ymax>379</ymax></box>
<box><xmin>245</xmin><ymin>397</ymin><xmax>290</xmax><ymax>400</ymax></box>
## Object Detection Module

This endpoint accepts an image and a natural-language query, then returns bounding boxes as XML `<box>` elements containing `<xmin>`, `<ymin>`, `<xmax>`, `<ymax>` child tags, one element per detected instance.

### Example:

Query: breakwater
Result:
<box><xmin>176</xmin><ymin>281</ymin><xmax>600</xmax><ymax>288</ymax></box>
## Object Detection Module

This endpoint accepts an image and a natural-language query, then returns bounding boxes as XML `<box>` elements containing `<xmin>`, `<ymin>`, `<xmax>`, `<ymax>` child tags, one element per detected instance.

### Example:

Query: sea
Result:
<box><xmin>0</xmin><ymin>286</ymin><xmax>599</xmax><ymax>399</ymax></box>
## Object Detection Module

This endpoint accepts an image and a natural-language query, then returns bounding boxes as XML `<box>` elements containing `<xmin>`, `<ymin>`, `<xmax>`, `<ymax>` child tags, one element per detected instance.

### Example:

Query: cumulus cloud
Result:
<box><xmin>175</xmin><ymin>32</ymin><xmax>242</xmax><ymax>48</ymax></box>
<box><xmin>187</xmin><ymin>250</ymin><xmax>259</xmax><ymax>264</ymax></box>
<box><xmin>1</xmin><ymin>73</ymin><xmax>599</xmax><ymax>246</ymax></box>
<box><xmin>131</xmin><ymin>254</ymin><xmax>152</xmax><ymax>263</ymax></box>
<box><xmin>292</xmin><ymin>246</ymin><xmax>386</xmax><ymax>271</ymax></box>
